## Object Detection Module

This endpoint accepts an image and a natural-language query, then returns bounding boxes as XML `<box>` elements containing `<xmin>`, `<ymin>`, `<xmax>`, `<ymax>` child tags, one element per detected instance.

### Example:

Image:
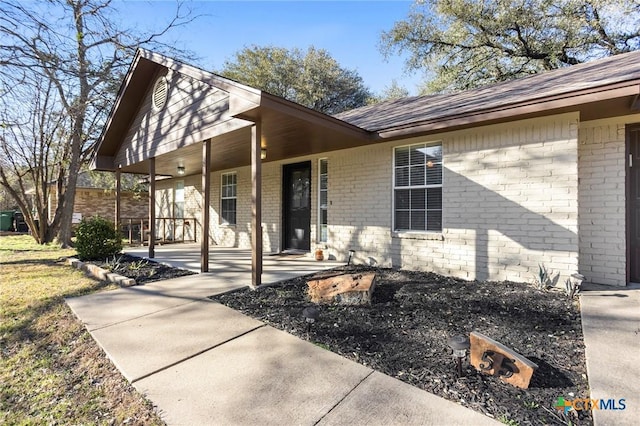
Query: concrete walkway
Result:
<box><xmin>124</xmin><ymin>243</ymin><xmax>345</xmax><ymax>278</ymax></box>
<box><xmin>66</xmin><ymin>270</ymin><xmax>498</xmax><ymax>425</ymax></box>
<box><xmin>580</xmin><ymin>283</ymin><xmax>640</xmax><ymax>426</ymax></box>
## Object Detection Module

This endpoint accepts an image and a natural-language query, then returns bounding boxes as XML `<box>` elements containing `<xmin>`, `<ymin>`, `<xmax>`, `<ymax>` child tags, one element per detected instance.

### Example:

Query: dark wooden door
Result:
<box><xmin>629</xmin><ymin>125</ymin><xmax>640</xmax><ymax>282</ymax></box>
<box><xmin>283</xmin><ymin>161</ymin><xmax>311</xmax><ymax>251</ymax></box>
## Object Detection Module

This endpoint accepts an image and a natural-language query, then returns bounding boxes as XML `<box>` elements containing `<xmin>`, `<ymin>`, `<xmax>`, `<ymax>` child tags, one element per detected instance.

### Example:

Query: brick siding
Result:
<box><xmin>578</xmin><ymin>114</ymin><xmax>640</xmax><ymax>286</ymax></box>
<box><xmin>154</xmin><ymin>112</ymin><xmax>640</xmax><ymax>286</ymax></box>
<box><xmin>48</xmin><ymin>187</ymin><xmax>147</xmax><ymax>224</ymax></box>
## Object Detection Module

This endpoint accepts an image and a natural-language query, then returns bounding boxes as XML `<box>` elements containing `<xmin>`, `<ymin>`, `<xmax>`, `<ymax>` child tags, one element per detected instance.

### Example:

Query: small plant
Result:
<box><xmin>75</xmin><ymin>216</ymin><xmax>122</xmax><ymax>261</ymax></box>
<box><xmin>533</xmin><ymin>264</ymin><xmax>551</xmax><ymax>290</ymax></box>
<box><xmin>532</xmin><ymin>264</ymin><xmax>560</xmax><ymax>290</ymax></box>
<box><xmin>128</xmin><ymin>258</ymin><xmax>149</xmax><ymax>271</ymax></box>
<box><xmin>103</xmin><ymin>255</ymin><xmax>123</xmax><ymax>272</ymax></box>
<box><xmin>498</xmin><ymin>415</ymin><xmax>519</xmax><ymax>426</ymax></box>
<box><xmin>564</xmin><ymin>277</ymin><xmax>582</xmax><ymax>299</ymax></box>
<box><xmin>523</xmin><ymin>400</ymin><xmax>539</xmax><ymax>410</ymax></box>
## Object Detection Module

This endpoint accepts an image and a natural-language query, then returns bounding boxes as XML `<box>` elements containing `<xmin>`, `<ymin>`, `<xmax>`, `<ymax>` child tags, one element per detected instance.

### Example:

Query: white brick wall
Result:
<box><xmin>151</xmin><ymin>111</ymin><xmax>640</xmax><ymax>287</ymax></box>
<box><xmin>326</xmin><ymin>113</ymin><xmax>581</xmax><ymax>283</ymax></box>
<box><xmin>578</xmin><ymin>114</ymin><xmax>640</xmax><ymax>286</ymax></box>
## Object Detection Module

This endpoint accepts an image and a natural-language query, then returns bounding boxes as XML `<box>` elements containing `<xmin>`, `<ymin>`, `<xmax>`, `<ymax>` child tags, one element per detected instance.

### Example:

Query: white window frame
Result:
<box><xmin>220</xmin><ymin>172</ymin><xmax>237</xmax><ymax>225</ymax></box>
<box><xmin>392</xmin><ymin>142</ymin><xmax>443</xmax><ymax>232</ymax></box>
<box><xmin>317</xmin><ymin>158</ymin><xmax>328</xmax><ymax>243</ymax></box>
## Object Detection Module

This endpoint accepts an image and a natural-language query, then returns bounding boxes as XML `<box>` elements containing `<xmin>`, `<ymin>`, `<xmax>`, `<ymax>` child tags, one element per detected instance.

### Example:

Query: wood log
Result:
<box><xmin>470</xmin><ymin>331</ymin><xmax>538</xmax><ymax>389</ymax></box>
<box><xmin>307</xmin><ymin>272</ymin><xmax>376</xmax><ymax>305</ymax></box>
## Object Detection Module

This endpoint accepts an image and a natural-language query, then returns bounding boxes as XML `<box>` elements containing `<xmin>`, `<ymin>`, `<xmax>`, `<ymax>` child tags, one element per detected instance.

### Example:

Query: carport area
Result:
<box><xmin>125</xmin><ymin>243</ymin><xmax>344</xmax><ymax>286</ymax></box>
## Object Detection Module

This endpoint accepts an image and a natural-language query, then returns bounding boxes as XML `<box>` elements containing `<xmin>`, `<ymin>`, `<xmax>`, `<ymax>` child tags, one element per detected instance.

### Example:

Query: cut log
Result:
<box><xmin>469</xmin><ymin>331</ymin><xmax>538</xmax><ymax>389</ymax></box>
<box><xmin>307</xmin><ymin>272</ymin><xmax>376</xmax><ymax>305</ymax></box>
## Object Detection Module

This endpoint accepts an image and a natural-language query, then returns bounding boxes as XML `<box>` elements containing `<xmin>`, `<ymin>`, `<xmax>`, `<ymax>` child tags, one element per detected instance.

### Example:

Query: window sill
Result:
<box><xmin>391</xmin><ymin>231</ymin><xmax>444</xmax><ymax>241</ymax></box>
<box><xmin>219</xmin><ymin>223</ymin><xmax>236</xmax><ymax>228</ymax></box>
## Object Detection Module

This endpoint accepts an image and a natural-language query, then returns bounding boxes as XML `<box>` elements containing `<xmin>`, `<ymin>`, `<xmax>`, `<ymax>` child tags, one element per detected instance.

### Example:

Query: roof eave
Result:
<box><xmin>377</xmin><ymin>82</ymin><xmax>640</xmax><ymax>139</ymax></box>
<box><xmin>259</xmin><ymin>93</ymin><xmax>373</xmax><ymax>140</ymax></box>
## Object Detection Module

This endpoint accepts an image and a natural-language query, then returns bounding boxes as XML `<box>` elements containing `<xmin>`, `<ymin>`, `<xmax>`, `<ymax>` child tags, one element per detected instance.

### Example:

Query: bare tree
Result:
<box><xmin>0</xmin><ymin>0</ymin><xmax>195</xmax><ymax>245</ymax></box>
<box><xmin>0</xmin><ymin>74</ymin><xmax>70</xmax><ymax>243</ymax></box>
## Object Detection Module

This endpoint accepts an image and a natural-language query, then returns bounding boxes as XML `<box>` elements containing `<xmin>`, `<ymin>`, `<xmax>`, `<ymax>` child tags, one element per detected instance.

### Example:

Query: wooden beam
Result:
<box><xmin>631</xmin><ymin>93</ymin><xmax>640</xmax><ymax>111</ymax></box>
<box><xmin>251</xmin><ymin>122</ymin><xmax>263</xmax><ymax>287</ymax></box>
<box><xmin>148</xmin><ymin>157</ymin><xmax>156</xmax><ymax>259</ymax></box>
<box><xmin>115</xmin><ymin>168</ymin><xmax>121</xmax><ymax>230</ymax></box>
<box><xmin>201</xmin><ymin>139</ymin><xmax>211</xmax><ymax>273</ymax></box>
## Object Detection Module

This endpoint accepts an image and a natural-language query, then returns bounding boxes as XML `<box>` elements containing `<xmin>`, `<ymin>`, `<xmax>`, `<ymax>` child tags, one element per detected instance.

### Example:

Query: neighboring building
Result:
<box><xmin>47</xmin><ymin>171</ymin><xmax>147</xmax><ymax>225</ymax></box>
<box><xmin>93</xmin><ymin>49</ymin><xmax>640</xmax><ymax>287</ymax></box>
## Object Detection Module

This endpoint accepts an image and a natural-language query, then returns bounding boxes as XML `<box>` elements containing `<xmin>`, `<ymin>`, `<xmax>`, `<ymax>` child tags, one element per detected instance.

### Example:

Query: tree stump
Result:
<box><xmin>307</xmin><ymin>272</ymin><xmax>376</xmax><ymax>305</ymax></box>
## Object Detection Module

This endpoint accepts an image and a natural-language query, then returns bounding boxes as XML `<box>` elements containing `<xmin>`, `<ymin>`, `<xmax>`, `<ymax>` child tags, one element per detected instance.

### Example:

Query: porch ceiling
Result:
<box><xmin>117</xmin><ymin>102</ymin><xmax>373</xmax><ymax>177</ymax></box>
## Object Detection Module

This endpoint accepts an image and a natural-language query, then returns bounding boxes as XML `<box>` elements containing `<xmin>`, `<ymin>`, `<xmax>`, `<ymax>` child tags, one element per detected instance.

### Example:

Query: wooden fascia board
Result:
<box><xmin>93</xmin><ymin>52</ymin><xmax>145</xmax><ymax>157</ymax></box>
<box><xmin>91</xmin><ymin>155</ymin><xmax>115</xmax><ymax>171</ymax></box>
<box><xmin>258</xmin><ymin>93</ymin><xmax>373</xmax><ymax>140</ymax></box>
<box><xmin>631</xmin><ymin>90</ymin><xmax>640</xmax><ymax>111</ymax></box>
<box><xmin>378</xmin><ymin>84</ymin><xmax>640</xmax><ymax>139</ymax></box>
<box><xmin>228</xmin><ymin>95</ymin><xmax>261</xmax><ymax>118</ymax></box>
<box><xmin>139</xmin><ymin>49</ymin><xmax>263</xmax><ymax>108</ymax></box>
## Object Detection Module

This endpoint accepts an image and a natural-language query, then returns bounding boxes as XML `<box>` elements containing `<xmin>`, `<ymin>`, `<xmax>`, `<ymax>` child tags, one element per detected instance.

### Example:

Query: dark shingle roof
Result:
<box><xmin>335</xmin><ymin>50</ymin><xmax>640</xmax><ymax>132</ymax></box>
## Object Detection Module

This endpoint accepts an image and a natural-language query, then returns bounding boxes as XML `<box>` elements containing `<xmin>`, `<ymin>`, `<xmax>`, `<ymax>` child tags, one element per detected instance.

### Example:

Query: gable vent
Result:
<box><xmin>152</xmin><ymin>76</ymin><xmax>168</xmax><ymax>111</ymax></box>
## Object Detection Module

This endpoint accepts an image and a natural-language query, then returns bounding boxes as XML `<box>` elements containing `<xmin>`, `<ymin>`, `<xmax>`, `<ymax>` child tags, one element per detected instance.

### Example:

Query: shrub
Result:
<box><xmin>75</xmin><ymin>216</ymin><xmax>122</xmax><ymax>261</ymax></box>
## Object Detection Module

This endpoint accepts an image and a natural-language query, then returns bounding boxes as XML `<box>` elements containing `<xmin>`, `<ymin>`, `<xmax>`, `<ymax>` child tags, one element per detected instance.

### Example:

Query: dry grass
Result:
<box><xmin>0</xmin><ymin>235</ymin><xmax>164</xmax><ymax>425</ymax></box>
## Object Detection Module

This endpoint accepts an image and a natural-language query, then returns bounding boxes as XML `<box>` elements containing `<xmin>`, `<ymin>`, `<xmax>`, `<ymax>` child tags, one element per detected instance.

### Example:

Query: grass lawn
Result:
<box><xmin>0</xmin><ymin>235</ymin><xmax>164</xmax><ymax>425</ymax></box>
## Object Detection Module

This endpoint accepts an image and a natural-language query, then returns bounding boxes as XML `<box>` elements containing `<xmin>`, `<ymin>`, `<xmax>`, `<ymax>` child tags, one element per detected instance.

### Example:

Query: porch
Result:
<box><xmin>124</xmin><ymin>243</ymin><xmax>344</xmax><ymax>285</ymax></box>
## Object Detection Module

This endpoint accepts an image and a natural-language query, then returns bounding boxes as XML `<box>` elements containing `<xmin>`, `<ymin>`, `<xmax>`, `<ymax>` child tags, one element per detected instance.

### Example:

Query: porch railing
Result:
<box><xmin>119</xmin><ymin>217</ymin><xmax>197</xmax><ymax>245</ymax></box>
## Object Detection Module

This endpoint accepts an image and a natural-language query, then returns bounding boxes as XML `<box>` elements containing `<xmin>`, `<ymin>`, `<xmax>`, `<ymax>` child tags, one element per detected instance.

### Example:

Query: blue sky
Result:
<box><xmin>116</xmin><ymin>0</ymin><xmax>422</xmax><ymax>95</ymax></box>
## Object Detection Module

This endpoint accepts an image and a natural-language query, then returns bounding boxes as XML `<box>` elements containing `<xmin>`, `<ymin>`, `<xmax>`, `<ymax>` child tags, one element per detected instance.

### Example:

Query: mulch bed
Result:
<box><xmin>94</xmin><ymin>253</ymin><xmax>196</xmax><ymax>284</ymax></box>
<box><xmin>212</xmin><ymin>266</ymin><xmax>591</xmax><ymax>425</ymax></box>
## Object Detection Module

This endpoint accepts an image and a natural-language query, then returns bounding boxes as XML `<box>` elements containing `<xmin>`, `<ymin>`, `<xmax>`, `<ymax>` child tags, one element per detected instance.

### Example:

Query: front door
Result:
<box><xmin>283</xmin><ymin>161</ymin><xmax>311</xmax><ymax>251</ymax></box>
<box><xmin>629</xmin><ymin>125</ymin><xmax>640</xmax><ymax>282</ymax></box>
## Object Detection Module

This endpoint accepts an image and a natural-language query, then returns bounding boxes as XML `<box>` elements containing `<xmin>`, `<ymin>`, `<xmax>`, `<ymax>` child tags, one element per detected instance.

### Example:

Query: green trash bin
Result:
<box><xmin>0</xmin><ymin>210</ymin><xmax>14</xmax><ymax>231</ymax></box>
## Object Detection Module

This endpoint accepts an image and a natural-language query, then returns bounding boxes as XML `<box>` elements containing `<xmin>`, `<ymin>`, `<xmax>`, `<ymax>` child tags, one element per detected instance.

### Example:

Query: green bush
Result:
<box><xmin>75</xmin><ymin>216</ymin><xmax>122</xmax><ymax>261</ymax></box>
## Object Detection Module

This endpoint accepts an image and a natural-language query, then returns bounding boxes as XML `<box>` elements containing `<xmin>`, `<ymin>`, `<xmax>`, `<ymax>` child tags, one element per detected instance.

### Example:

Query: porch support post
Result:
<box><xmin>251</xmin><ymin>122</ymin><xmax>263</xmax><ymax>287</ymax></box>
<box><xmin>148</xmin><ymin>157</ymin><xmax>156</xmax><ymax>259</ymax></box>
<box><xmin>115</xmin><ymin>167</ymin><xmax>121</xmax><ymax>230</ymax></box>
<box><xmin>201</xmin><ymin>139</ymin><xmax>211</xmax><ymax>273</ymax></box>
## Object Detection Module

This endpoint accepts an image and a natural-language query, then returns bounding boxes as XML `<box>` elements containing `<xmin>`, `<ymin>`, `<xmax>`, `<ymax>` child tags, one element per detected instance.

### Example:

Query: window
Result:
<box><xmin>394</xmin><ymin>143</ymin><xmax>442</xmax><ymax>232</ymax></box>
<box><xmin>318</xmin><ymin>159</ymin><xmax>328</xmax><ymax>242</ymax></box>
<box><xmin>221</xmin><ymin>172</ymin><xmax>237</xmax><ymax>225</ymax></box>
<box><xmin>174</xmin><ymin>181</ymin><xmax>184</xmax><ymax>218</ymax></box>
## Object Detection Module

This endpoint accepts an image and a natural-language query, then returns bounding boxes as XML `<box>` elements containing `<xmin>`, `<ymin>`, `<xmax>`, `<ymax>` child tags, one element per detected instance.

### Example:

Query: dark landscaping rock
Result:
<box><xmin>212</xmin><ymin>266</ymin><xmax>592</xmax><ymax>425</ymax></box>
<box><xmin>91</xmin><ymin>253</ymin><xmax>195</xmax><ymax>284</ymax></box>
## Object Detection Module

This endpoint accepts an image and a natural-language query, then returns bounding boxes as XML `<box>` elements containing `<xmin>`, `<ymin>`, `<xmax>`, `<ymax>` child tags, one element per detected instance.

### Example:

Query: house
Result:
<box><xmin>45</xmin><ymin>171</ymin><xmax>148</xmax><ymax>227</ymax></box>
<box><xmin>93</xmin><ymin>49</ymin><xmax>640</xmax><ymax>287</ymax></box>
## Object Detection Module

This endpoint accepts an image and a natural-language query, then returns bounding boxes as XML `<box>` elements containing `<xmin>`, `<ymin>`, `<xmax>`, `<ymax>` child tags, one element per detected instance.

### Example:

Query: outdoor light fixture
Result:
<box><xmin>302</xmin><ymin>306</ymin><xmax>320</xmax><ymax>333</ymax></box>
<box><xmin>347</xmin><ymin>249</ymin><xmax>355</xmax><ymax>266</ymax></box>
<box><xmin>177</xmin><ymin>166</ymin><xmax>185</xmax><ymax>176</ymax></box>
<box><xmin>261</xmin><ymin>148</ymin><xmax>267</xmax><ymax>160</ymax></box>
<box><xmin>447</xmin><ymin>334</ymin><xmax>470</xmax><ymax>378</ymax></box>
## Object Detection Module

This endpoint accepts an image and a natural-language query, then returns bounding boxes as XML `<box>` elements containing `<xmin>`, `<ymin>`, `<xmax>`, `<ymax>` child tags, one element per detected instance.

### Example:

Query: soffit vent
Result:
<box><xmin>152</xmin><ymin>76</ymin><xmax>168</xmax><ymax>111</ymax></box>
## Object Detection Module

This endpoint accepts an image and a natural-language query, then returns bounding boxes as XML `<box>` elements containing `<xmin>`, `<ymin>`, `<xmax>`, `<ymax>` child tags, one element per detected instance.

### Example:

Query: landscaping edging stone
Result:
<box><xmin>67</xmin><ymin>257</ymin><xmax>137</xmax><ymax>286</ymax></box>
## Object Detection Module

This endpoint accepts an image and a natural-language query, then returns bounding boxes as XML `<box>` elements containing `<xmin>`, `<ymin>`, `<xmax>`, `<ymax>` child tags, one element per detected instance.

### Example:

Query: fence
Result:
<box><xmin>119</xmin><ymin>217</ymin><xmax>197</xmax><ymax>245</ymax></box>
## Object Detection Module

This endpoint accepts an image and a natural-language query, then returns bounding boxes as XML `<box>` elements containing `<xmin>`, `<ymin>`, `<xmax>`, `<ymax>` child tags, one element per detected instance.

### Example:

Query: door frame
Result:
<box><xmin>626</xmin><ymin>123</ymin><xmax>640</xmax><ymax>284</ymax></box>
<box><xmin>282</xmin><ymin>161</ymin><xmax>312</xmax><ymax>252</ymax></box>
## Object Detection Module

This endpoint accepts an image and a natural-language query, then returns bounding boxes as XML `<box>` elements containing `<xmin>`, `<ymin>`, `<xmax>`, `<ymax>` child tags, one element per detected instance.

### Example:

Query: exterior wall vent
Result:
<box><xmin>152</xmin><ymin>76</ymin><xmax>168</xmax><ymax>111</ymax></box>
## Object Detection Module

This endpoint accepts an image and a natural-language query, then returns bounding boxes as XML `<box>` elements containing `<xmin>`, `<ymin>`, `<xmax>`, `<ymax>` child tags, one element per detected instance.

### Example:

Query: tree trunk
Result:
<box><xmin>56</xmin><ymin>165</ymin><xmax>79</xmax><ymax>247</ymax></box>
